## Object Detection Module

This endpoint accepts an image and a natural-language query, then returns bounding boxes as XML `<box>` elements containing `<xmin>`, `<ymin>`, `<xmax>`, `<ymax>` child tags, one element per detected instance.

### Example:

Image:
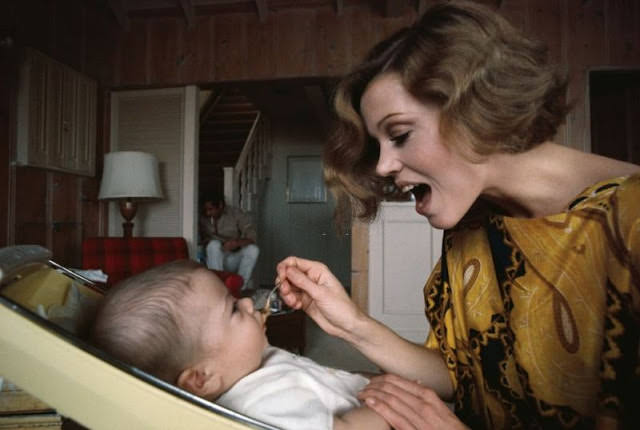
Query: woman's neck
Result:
<box><xmin>481</xmin><ymin>142</ymin><xmax>639</xmax><ymax>218</ymax></box>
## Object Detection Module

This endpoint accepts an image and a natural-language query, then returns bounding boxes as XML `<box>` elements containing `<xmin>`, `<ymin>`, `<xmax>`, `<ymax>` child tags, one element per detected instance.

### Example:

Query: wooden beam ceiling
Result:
<box><xmin>255</xmin><ymin>0</ymin><xmax>268</xmax><ymax>22</ymax></box>
<box><xmin>416</xmin><ymin>0</ymin><xmax>428</xmax><ymax>16</ymax></box>
<box><xmin>383</xmin><ymin>0</ymin><xmax>410</xmax><ymax>18</ymax></box>
<box><xmin>108</xmin><ymin>0</ymin><xmax>130</xmax><ymax>30</ymax></box>
<box><xmin>105</xmin><ymin>0</ymin><xmax>417</xmax><ymax>29</ymax></box>
<box><xmin>177</xmin><ymin>0</ymin><xmax>195</xmax><ymax>27</ymax></box>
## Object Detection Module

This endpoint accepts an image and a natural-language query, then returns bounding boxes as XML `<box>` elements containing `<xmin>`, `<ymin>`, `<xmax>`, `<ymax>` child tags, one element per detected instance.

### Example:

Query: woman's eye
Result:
<box><xmin>390</xmin><ymin>131</ymin><xmax>410</xmax><ymax>146</ymax></box>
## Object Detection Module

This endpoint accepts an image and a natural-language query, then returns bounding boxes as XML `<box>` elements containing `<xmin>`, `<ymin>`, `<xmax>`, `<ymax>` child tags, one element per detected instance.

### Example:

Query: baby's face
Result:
<box><xmin>186</xmin><ymin>269</ymin><xmax>268</xmax><ymax>392</ymax></box>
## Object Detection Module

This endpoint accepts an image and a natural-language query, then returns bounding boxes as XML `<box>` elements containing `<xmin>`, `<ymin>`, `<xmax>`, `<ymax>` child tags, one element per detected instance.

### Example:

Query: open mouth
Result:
<box><xmin>410</xmin><ymin>184</ymin><xmax>430</xmax><ymax>201</ymax></box>
<box><xmin>401</xmin><ymin>183</ymin><xmax>431</xmax><ymax>201</ymax></box>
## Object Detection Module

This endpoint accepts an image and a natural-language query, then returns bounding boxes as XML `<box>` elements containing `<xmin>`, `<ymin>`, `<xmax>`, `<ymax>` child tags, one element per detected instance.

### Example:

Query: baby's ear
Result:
<box><xmin>177</xmin><ymin>365</ymin><xmax>223</xmax><ymax>400</ymax></box>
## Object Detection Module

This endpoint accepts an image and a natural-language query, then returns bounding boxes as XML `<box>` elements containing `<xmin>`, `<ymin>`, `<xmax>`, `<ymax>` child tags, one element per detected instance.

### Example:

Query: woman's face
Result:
<box><xmin>360</xmin><ymin>72</ymin><xmax>485</xmax><ymax>229</ymax></box>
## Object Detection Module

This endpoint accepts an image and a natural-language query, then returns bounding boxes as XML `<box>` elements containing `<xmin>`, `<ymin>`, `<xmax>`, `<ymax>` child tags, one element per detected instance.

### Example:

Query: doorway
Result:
<box><xmin>197</xmin><ymin>79</ymin><xmax>352</xmax><ymax>289</ymax></box>
<box><xmin>589</xmin><ymin>70</ymin><xmax>640</xmax><ymax>163</ymax></box>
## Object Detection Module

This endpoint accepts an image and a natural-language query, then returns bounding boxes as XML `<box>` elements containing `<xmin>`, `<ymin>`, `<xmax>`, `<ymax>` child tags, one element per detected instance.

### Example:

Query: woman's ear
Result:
<box><xmin>177</xmin><ymin>364</ymin><xmax>224</xmax><ymax>400</ymax></box>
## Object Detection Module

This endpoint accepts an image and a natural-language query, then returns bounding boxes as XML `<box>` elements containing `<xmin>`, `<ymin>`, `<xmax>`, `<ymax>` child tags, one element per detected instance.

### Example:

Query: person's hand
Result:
<box><xmin>223</xmin><ymin>239</ymin><xmax>239</xmax><ymax>252</ymax></box>
<box><xmin>276</xmin><ymin>256</ymin><xmax>365</xmax><ymax>340</ymax></box>
<box><xmin>359</xmin><ymin>374</ymin><xmax>468</xmax><ymax>430</ymax></box>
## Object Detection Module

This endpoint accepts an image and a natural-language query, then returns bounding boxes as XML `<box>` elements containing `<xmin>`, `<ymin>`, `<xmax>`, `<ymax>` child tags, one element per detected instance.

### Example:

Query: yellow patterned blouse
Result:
<box><xmin>424</xmin><ymin>175</ymin><xmax>640</xmax><ymax>429</ymax></box>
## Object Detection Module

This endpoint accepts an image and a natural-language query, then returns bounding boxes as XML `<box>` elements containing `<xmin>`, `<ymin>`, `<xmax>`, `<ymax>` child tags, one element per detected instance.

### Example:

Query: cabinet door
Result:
<box><xmin>16</xmin><ymin>50</ymin><xmax>48</xmax><ymax>167</ymax></box>
<box><xmin>73</xmin><ymin>76</ymin><xmax>96</xmax><ymax>175</ymax></box>
<box><xmin>45</xmin><ymin>61</ymin><xmax>65</xmax><ymax>169</ymax></box>
<box><xmin>60</xmin><ymin>68</ymin><xmax>77</xmax><ymax>171</ymax></box>
<box><xmin>16</xmin><ymin>48</ymin><xmax>96</xmax><ymax>177</ymax></box>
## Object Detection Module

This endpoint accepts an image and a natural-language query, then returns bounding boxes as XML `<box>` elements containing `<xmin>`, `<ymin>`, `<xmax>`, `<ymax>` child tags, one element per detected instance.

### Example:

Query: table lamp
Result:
<box><xmin>98</xmin><ymin>151</ymin><xmax>163</xmax><ymax>238</ymax></box>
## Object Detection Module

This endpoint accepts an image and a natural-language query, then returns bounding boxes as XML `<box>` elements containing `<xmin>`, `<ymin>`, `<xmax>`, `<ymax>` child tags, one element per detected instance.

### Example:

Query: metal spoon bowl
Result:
<box><xmin>259</xmin><ymin>282</ymin><xmax>281</xmax><ymax>317</ymax></box>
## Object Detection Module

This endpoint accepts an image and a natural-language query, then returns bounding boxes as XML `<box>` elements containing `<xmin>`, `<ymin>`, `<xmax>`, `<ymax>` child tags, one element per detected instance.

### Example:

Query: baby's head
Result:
<box><xmin>91</xmin><ymin>259</ymin><xmax>268</xmax><ymax>400</ymax></box>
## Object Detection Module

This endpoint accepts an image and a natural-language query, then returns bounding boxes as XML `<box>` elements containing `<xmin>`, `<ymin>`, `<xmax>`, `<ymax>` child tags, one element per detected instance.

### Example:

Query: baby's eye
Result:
<box><xmin>390</xmin><ymin>131</ymin><xmax>410</xmax><ymax>146</ymax></box>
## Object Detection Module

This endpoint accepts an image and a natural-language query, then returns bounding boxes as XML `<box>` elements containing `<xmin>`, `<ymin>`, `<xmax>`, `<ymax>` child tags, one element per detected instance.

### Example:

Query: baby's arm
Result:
<box><xmin>333</xmin><ymin>405</ymin><xmax>390</xmax><ymax>430</ymax></box>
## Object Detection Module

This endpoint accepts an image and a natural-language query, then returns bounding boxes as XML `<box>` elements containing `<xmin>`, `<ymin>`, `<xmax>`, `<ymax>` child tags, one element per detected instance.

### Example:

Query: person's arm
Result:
<box><xmin>223</xmin><ymin>237</ymin><xmax>254</xmax><ymax>251</ymax></box>
<box><xmin>221</xmin><ymin>208</ymin><xmax>256</xmax><ymax>251</ymax></box>
<box><xmin>358</xmin><ymin>374</ymin><xmax>469</xmax><ymax>430</ymax></box>
<box><xmin>197</xmin><ymin>215</ymin><xmax>212</xmax><ymax>245</ymax></box>
<box><xmin>276</xmin><ymin>256</ymin><xmax>453</xmax><ymax>399</ymax></box>
<box><xmin>333</xmin><ymin>405</ymin><xmax>389</xmax><ymax>430</ymax></box>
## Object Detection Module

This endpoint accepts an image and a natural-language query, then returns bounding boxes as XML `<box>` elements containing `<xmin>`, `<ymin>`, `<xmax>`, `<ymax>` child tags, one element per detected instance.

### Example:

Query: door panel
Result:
<box><xmin>286</xmin><ymin>197</ymin><xmax>351</xmax><ymax>289</ymax></box>
<box><xmin>368</xmin><ymin>202</ymin><xmax>442</xmax><ymax>344</ymax></box>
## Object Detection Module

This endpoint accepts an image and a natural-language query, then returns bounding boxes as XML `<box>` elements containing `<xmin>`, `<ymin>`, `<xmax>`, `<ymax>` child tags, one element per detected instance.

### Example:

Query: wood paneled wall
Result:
<box><xmin>110</xmin><ymin>1</ymin><xmax>640</xmax><ymax>154</ymax></box>
<box><xmin>1</xmin><ymin>0</ymin><xmax>638</xmax><ymax>265</ymax></box>
<box><xmin>111</xmin><ymin>5</ymin><xmax>413</xmax><ymax>86</ymax></box>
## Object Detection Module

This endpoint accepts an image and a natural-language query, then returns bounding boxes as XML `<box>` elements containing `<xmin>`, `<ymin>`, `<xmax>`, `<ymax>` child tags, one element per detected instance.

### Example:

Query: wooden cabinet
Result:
<box><xmin>16</xmin><ymin>48</ymin><xmax>96</xmax><ymax>176</ymax></box>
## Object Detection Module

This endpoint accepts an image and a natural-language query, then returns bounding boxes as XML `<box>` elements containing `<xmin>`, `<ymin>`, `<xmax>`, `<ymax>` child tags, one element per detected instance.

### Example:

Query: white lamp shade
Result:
<box><xmin>98</xmin><ymin>151</ymin><xmax>163</xmax><ymax>200</ymax></box>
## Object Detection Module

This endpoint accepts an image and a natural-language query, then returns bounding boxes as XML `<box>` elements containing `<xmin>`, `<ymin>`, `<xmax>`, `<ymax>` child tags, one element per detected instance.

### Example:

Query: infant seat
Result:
<box><xmin>0</xmin><ymin>245</ymin><xmax>277</xmax><ymax>430</ymax></box>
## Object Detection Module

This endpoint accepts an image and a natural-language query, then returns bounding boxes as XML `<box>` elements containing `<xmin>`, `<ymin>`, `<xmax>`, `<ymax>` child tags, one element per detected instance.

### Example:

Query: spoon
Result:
<box><xmin>259</xmin><ymin>282</ymin><xmax>281</xmax><ymax>317</ymax></box>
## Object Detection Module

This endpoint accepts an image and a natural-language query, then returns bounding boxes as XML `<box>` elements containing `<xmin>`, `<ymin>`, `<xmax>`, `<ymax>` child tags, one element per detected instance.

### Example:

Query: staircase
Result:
<box><xmin>199</xmin><ymin>88</ymin><xmax>271</xmax><ymax>216</ymax></box>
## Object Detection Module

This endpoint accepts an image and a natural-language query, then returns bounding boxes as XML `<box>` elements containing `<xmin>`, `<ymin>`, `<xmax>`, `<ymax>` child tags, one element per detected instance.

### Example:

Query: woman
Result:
<box><xmin>277</xmin><ymin>1</ymin><xmax>640</xmax><ymax>429</ymax></box>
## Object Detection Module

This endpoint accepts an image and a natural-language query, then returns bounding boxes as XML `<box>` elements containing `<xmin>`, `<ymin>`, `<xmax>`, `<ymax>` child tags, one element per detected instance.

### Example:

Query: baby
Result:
<box><xmin>90</xmin><ymin>260</ymin><xmax>388</xmax><ymax>430</ymax></box>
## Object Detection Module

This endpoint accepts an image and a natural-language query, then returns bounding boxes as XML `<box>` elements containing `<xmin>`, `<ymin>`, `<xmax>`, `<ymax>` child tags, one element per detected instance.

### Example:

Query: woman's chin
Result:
<box><xmin>420</xmin><ymin>212</ymin><xmax>457</xmax><ymax>230</ymax></box>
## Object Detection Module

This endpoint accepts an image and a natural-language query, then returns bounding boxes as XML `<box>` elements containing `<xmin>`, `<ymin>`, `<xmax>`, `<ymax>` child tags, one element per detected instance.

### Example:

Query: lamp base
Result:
<box><xmin>122</xmin><ymin>221</ymin><xmax>134</xmax><ymax>239</ymax></box>
<box><xmin>119</xmin><ymin>199</ymin><xmax>138</xmax><ymax>239</ymax></box>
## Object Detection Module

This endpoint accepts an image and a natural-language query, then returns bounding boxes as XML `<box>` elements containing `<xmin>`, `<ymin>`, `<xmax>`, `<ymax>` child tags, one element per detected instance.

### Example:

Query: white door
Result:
<box><xmin>368</xmin><ymin>202</ymin><xmax>442</xmax><ymax>344</ymax></box>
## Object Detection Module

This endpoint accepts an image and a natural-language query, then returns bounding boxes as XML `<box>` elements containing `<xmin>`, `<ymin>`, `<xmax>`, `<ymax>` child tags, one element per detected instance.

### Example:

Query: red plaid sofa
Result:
<box><xmin>81</xmin><ymin>237</ymin><xmax>244</xmax><ymax>297</ymax></box>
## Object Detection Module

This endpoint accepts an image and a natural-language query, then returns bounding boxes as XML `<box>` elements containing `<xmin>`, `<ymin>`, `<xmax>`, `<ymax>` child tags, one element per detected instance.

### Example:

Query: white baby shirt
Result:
<box><xmin>216</xmin><ymin>346</ymin><xmax>369</xmax><ymax>430</ymax></box>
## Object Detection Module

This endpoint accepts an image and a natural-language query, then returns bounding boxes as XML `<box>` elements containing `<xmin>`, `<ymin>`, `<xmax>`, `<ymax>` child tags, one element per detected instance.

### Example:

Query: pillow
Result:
<box><xmin>46</xmin><ymin>282</ymin><xmax>101</xmax><ymax>337</ymax></box>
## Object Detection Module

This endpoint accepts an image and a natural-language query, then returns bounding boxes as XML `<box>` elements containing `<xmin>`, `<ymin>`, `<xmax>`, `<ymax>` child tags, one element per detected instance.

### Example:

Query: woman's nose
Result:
<box><xmin>237</xmin><ymin>297</ymin><xmax>255</xmax><ymax>313</ymax></box>
<box><xmin>375</xmin><ymin>143</ymin><xmax>401</xmax><ymax>177</ymax></box>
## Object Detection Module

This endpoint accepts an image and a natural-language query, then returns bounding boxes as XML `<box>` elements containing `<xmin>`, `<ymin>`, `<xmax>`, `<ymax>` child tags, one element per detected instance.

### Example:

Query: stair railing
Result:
<box><xmin>223</xmin><ymin>112</ymin><xmax>270</xmax><ymax>217</ymax></box>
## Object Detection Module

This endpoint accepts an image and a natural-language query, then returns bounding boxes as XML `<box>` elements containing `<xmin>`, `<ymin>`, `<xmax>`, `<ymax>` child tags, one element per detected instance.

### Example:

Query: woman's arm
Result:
<box><xmin>334</xmin><ymin>405</ymin><xmax>389</xmax><ymax>430</ymax></box>
<box><xmin>359</xmin><ymin>374</ymin><xmax>469</xmax><ymax>430</ymax></box>
<box><xmin>277</xmin><ymin>256</ymin><xmax>453</xmax><ymax>399</ymax></box>
<box><xmin>348</xmin><ymin>315</ymin><xmax>453</xmax><ymax>399</ymax></box>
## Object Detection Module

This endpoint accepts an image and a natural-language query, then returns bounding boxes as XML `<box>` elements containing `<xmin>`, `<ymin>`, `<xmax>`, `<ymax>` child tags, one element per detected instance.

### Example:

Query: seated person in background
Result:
<box><xmin>199</xmin><ymin>192</ymin><xmax>259</xmax><ymax>291</ymax></box>
<box><xmin>90</xmin><ymin>260</ymin><xmax>389</xmax><ymax>430</ymax></box>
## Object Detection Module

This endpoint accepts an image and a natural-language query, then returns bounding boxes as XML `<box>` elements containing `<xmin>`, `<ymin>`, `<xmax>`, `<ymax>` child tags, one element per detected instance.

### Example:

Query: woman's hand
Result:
<box><xmin>276</xmin><ymin>256</ymin><xmax>365</xmax><ymax>340</ymax></box>
<box><xmin>359</xmin><ymin>374</ymin><xmax>468</xmax><ymax>430</ymax></box>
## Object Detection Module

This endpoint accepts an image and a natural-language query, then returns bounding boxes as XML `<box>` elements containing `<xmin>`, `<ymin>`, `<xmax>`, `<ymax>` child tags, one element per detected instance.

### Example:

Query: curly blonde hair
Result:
<box><xmin>325</xmin><ymin>0</ymin><xmax>570</xmax><ymax>222</ymax></box>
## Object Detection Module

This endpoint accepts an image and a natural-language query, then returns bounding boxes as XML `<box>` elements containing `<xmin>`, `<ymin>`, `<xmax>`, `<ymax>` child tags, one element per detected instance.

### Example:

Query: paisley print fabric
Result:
<box><xmin>423</xmin><ymin>175</ymin><xmax>640</xmax><ymax>429</ymax></box>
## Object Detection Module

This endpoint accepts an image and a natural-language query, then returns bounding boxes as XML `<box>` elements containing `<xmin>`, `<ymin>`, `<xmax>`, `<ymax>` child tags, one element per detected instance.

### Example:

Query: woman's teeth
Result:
<box><xmin>410</xmin><ymin>184</ymin><xmax>430</xmax><ymax>200</ymax></box>
<box><xmin>400</xmin><ymin>183</ymin><xmax>430</xmax><ymax>198</ymax></box>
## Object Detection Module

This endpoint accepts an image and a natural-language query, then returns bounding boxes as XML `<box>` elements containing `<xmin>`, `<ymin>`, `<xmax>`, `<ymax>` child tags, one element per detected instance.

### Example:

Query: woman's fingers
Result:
<box><xmin>368</xmin><ymin>374</ymin><xmax>435</xmax><ymax>399</ymax></box>
<box><xmin>359</xmin><ymin>374</ymin><xmax>465</xmax><ymax>430</ymax></box>
<box><xmin>276</xmin><ymin>257</ymin><xmax>340</xmax><ymax>302</ymax></box>
<box><xmin>276</xmin><ymin>257</ymin><xmax>307</xmax><ymax>308</ymax></box>
<box><xmin>362</xmin><ymin>388</ymin><xmax>423</xmax><ymax>430</ymax></box>
<box><xmin>360</xmin><ymin>379</ymin><xmax>432</xmax><ymax>429</ymax></box>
